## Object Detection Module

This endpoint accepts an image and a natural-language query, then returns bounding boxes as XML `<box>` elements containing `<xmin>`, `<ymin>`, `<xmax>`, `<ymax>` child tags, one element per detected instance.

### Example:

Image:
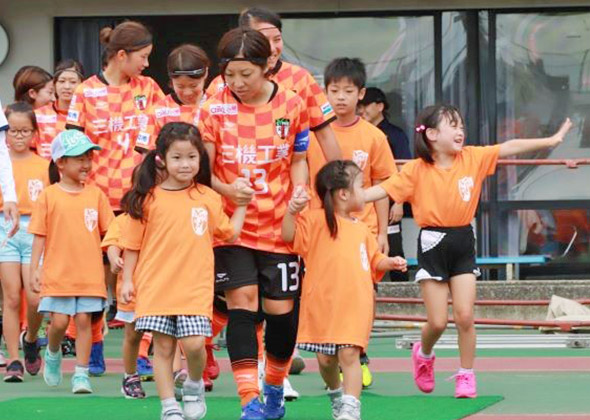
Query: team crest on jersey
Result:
<box><xmin>360</xmin><ymin>243</ymin><xmax>369</xmax><ymax>272</ymax></box>
<box><xmin>28</xmin><ymin>179</ymin><xmax>43</xmax><ymax>202</ymax></box>
<box><xmin>275</xmin><ymin>118</ymin><xmax>291</xmax><ymax>139</ymax></box>
<box><xmin>84</xmin><ymin>208</ymin><xmax>98</xmax><ymax>232</ymax></box>
<box><xmin>191</xmin><ymin>207</ymin><xmax>208</xmax><ymax>236</ymax></box>
<box><xmin>352</xmin><ymin>150</ymin><xmax>369</xmax><ymax>170</ymax></box>
<box><xmin>134</xmin><ymin>95</ymin><xmax>148</xmax><ymax>111</ymax></box>
<box><xmin>458</xmin><ymin>176</ymin><xmax>474</xmax><ymax>202</ymax></box>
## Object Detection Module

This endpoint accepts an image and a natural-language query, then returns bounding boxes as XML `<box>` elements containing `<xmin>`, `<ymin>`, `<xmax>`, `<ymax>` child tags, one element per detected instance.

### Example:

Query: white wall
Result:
<box><xmin>0</xmin><ymin>0</ymin><xmax>588</xmax><ymax>101</ymax></box>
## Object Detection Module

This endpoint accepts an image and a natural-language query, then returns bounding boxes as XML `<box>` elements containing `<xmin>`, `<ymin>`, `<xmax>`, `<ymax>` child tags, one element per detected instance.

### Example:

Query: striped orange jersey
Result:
<box><xmin>199</xmin><ymin>83</ymin><xmax>309</xmax><ymax>254</ymax></box>
<box><xmin>34</xmin><ymin>102</ymin><xmax>68</xmax><ymax>160</ymax></box>
<box><xmin>66</xmin><ymin>74</ymin><xmax>165</xmax><ymax>209</ymax></box>
<box><xmin>206</xmin><ymin>60</ymin><xmax>335</xmax><ymax>131</ymax></box>
<box><xmin>139</xmin><ymin>93</ymin><xmax>205</xmax><ymax>151</ymax></box>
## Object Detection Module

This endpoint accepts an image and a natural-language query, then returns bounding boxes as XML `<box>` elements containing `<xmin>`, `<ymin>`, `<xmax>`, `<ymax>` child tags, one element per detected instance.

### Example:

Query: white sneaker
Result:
<box><xmin>337</xmin><ymin>395</ymin><xmax>361</xmax><ymax>420</ymax></box>
<box><xmin>183</xmin><ymin>379</ymin><xmax>207</xmax><ymax>420</ymax></box>
<box><xmin>161</xmin><ymin>406</ymin><xmax>184</xmax><ymax>420</ymax></box>
<box><xmin>327</xmin><ymin>388</ymin><xmax>343</xmax><ymax>419</ymax></box>
<box><xmin>283</xmin><ymin>377</ymin><xmax>300</xmax><ymax>401</ymax></box>
<box><xmin>0</xmin><ymin>350</ymin><xmax>6</xmax><ymax>368</ymax></box>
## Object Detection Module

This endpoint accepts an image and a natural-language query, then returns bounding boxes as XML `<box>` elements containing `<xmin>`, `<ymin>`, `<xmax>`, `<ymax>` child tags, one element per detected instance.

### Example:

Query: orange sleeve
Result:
<box><xmin>366</xmin><ymin>228</ymin><xmax>388</xmax><ymax>283</ymax></box>
<box><xmin>120</xmin><ymin>215</ymin><xmax>146</xmax><ymax>251</ymax></box>
<box><xmin>304</xmin><ymin>72</ymin><xmax>336</xmax><ymax>130</ymax></box>
<box><xmin>28</xmin><ymin>189</ymin><xmax>48</xmax><ymax>236</ymax></box>
<box><xmin>473</xmin><ymin>145</ymin><xmax>501</xmax><ymax>178</ymax></box>
<box><xmin>210</xmin><ymin>191</ymin><xmax>235</xmax><ymax>242</ymax></box>
<box><xmin>66</xmin><ymin>84</ymin><xmax>86</xmax><ymax>128</ymax></box>
<box><xmin>370</xmin><ymin>131</ymin><xmax>396</xmax><ymax>180</ymax></box>
<box><xmin>101</xmin><ymin>214</ymin><xmax>124</xmax><ymax>250</ymax></box>
<box><xmin>98</xmin><ymin>190</ymin><xmax>115</xmax><ymax>235</ymax></box>
<box><xmin>205</xmin><ymin>75</ymin><xmax>224</xmax><ymax>98</ymax></box>
<box><xmin>380</xmin><ymin>160</ymin><xmax>417</xmax><ymax>203</ymax></box>
<box><xmin>290</xmin><ymin>212</ymin><xmax>311</xmax><ymax>257</ymax></box>
<box><xmin>197</xmin><ymin>102</ymin><xmax>217</xmax><ymax>144</ymax></box>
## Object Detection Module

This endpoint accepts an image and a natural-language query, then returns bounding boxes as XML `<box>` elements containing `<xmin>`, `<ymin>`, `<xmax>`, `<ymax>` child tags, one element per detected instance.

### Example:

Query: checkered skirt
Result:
<box><xmin>135</xmin><ymin>315</ymin><xmax>212</xmax><ymax>338</ymax></box>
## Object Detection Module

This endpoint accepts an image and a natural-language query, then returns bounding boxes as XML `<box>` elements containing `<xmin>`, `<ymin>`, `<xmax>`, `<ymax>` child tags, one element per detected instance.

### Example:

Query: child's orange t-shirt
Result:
<box><xmin>34</xmin><ymin>102</ymin><xmax>68</xmax><ymax>160</ymax></box>
<box><xmin>0</xmin><ymin>154</ymin><xmax>49</xmax><ymax>214</ymax></box>
<box><xmin>381</xmin><ymin>145</ymin><xmax>501</xmax><ymax>227</ymax></box>
<box><xmin>138</xmin><ymin>93</ymin><xmax>205</xmax><ymax>152</ymax></box>
<box><xmin>29</xmin><ymin>184</ymin><xmax>114</xmax><ymax>298</ymax></box>
<box><xmin>120</xmin><ymin>185</ymin><xmax>235</xmax><ymax>319</ymax></box>
<box><xmin>290</xmin><ymin>209</ymin><xmax>387</xmax><ymax>350</ymax></box>
<box><xmin>307</xmin><ymin>118</ymin><xmax>396</xmax><ymax>234</ymax></box>
<box><xmin>101</xmin><ymin>213</ymin><xmax>134</xmax><ymax>312</ymax></box>
<box><xmin>66</xmin><ymin>74</ymin><xmax>166</xmax><ymax>209</ymax></box>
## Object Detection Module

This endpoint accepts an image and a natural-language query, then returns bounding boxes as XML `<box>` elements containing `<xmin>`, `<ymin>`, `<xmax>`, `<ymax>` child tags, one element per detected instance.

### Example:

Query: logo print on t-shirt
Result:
<box><xmin>84</xmin><ymin>208</ymin><xmax>98</xmax><ymax>232</ymax></box>
<box><xmin>275</xmin><ymin>118</ymin><xmax>291</xmax><ymax>139</ymax></box>
<box><xmin>458</xmin><ymin>176</ymin><xmax>474</xmax><ymax>202</ymax></box>
<box><xmin>28</xmin><ymin>179</ymin><xmax>43</xmax><ymax>202</ymax></box>
<box><xmin>360</xmin><ymin>242</ymin><xmax>369</xmax><ymax>272</ymax></box>
<box><xmin>191</xmin><ymin>207</ymin><xmax>208</xmax><ymax>236</ymax></box>
<box><xmin>352</xmin><ymin>150</ymin><xmax>369</xmax><ymax>170</ymax></box>
<box><xmin>134</xmin><ymin>95</ymin><xmax>148</xmax><ymax>111</ymax></box>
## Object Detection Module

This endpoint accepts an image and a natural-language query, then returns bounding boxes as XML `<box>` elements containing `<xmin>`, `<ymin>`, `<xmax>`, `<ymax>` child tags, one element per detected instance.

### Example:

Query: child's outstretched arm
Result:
<box><xmin>29</xmin><ymin>234</ymin><xmax>45</xmax><ymax>293</ymax></box>
<box><xmin>364</xmin><ymin>184</ymin><xmax>388</xmax><ymax>203</ymax></box>
<box><xmin>499</xmin><ymin>118</ymin><xmax>572</xmax><ymax>158</ymax></box>
<box><xmin>376</xmin><ymin>256</ymin><xmax>408</xmax><ymax>273</ymax></box>
<box><xmin>121</xmin><ymin>249</ymin><xmax>139</xmax><ymax>305</ymax></box>
<box><xmin>281</xmin><ymin>186</ymin><xmax>309</xmax><ymax>243</ymax></box>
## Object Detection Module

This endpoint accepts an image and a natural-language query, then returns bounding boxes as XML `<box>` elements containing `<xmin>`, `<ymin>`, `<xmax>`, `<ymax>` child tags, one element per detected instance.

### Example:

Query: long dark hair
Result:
<box><xmin>217</xmin><ymin>28</ymin><xmax>271</xmax><ymax>76</ymax></box>
<box><xmin>414</xmin><ymin>104</ymin><xmax>463</xmax><ymax>164</ymax></box>
<box><xmin>315</xmin><ymin>160</ymin><xmax>361</xmax><ymax>239</ymax></box>
<box><xmin>122</xmin><ymin>122</ymin><xmax>211</xmax><ymax>221</ymax></box>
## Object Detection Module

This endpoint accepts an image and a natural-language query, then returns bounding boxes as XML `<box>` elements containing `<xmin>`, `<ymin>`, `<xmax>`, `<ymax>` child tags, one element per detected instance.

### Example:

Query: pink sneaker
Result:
<box><xmin>453</xmin><ymin>371</ymin><xmax>477</xmax><ymax>398</ymax></box>
<box><xmin>411</xmin><ymin>343</ymin><xmax>435</xmax><ymax>393</ymax></box>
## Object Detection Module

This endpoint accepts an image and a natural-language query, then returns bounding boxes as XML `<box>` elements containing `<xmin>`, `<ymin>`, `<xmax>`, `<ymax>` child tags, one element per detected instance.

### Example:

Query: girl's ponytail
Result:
<box><xmin>121</xmin><ymin>149</ymin><xmax>159</xmax><ymax>221</ymax></box>
<box><xmin>48</xmin><ymin>160</ymin><xmax>60</xmax><ymax>184</ymax></box>
<box><xmin>322</xmin><ymin>188</ymin><xmax>338</xmax><ymax>238</ymax></box>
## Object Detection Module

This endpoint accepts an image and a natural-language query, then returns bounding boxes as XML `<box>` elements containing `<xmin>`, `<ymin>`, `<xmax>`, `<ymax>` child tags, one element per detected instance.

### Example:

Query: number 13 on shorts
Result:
<box><xmin>277</xmin><ymin>261</ymin><xmax>300</xmax><ymax>292</ymax></box>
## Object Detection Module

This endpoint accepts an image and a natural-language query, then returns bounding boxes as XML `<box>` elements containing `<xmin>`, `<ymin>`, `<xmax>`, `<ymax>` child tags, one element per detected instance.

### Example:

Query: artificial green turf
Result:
<box><xmin>0</xmin><ymin>394</ymin><xmax>503</xmax><ymax>420</ymax></box>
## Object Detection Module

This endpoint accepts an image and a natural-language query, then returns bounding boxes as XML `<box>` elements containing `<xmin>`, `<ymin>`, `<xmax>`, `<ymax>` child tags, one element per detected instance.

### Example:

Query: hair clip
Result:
<box><xmin>169</xmin><ymin>68</ymin><xmax>206</xmax><ymax>77</ymax></box>
<box><xmin>415</xmin><ymin>124</ymin><xmax>426</xmax><ymax>133</ymax></box>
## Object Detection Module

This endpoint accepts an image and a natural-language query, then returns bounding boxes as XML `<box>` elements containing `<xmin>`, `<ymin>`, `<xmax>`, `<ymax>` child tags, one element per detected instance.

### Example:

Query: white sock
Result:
<box><xmin>124</xmin><ymin>372</ymin><xmax>138</xmax><ymax>379</ymax></box>
<box><xmin>75</xmin><ymin>365</ymin><xmax>89</xmax><ymax>376</ymax></box>
<box><xmin>47</xmin><ymin>347</ymin><xmax>61</xmax><ymax>358</ymax></box>
<box><xmin>184</xmin><ymin>377</ymin><xmax>203</xmax><ymax>390</ymax></box>
<box><xmin>327</xmin><ymin>387</ymin><xmax>343</xmax><ymax>397</ymax></box>
<box><xmin>459</xmin><ymin>368</ymin><xmax>474</xmax><ymax>375</ymax></box>
<box><xmin>418</xmin><ymin>348</ymin><xmax>433</xmax><ymax>359</ymax></box>
<box><xmin>161</xmin><ymin>397</ymin><xmax>179</xmax><ymax>410</ymax></box>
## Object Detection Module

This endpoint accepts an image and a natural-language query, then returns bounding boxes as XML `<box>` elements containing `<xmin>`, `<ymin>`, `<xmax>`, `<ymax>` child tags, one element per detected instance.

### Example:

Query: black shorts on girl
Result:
<box><xmin>415</xmin><ymin>225</ymin><xmax>480</xmax><ymax>282</ymax></box>
<box><xmin>214</xmin><ymin>246</ymin><xmax>300</xmax><ymax>300</ymax></box>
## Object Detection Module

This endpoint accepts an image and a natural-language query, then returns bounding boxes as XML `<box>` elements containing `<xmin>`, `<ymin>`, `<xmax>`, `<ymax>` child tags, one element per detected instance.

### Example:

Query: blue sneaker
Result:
<box><xmin>263</xmin><ymin>383</ymin><xmax>285</xmax><ymax>420</ymax></box>
<box><xmin>137</xmin><ymin>356</ymin><xmax>154</xmax><ymax>381</ymax></box>
<box><xmin>89</xmin><ymin>341</ymin><xmax>105</xmax><ymax>376</ymax></box>
<box><xmin>43</xmin><ymin>348</ymin><xmax>62</xmax><ymax>387</ymax></box>
<box><xmin>240</xmin><ymin>397</ymin><xmax>265</xmax><ymax>420</ymax></box>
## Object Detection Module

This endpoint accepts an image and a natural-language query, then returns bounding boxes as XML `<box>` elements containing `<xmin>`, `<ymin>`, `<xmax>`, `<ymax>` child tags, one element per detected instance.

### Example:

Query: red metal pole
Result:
<box><xmin>376</xmin><ymin>297</ymin><xmax>590</xmax><ymax>306</ymax></box>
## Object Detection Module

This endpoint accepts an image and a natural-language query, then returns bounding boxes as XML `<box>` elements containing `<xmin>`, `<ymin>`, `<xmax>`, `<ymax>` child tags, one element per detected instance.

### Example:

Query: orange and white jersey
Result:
<box><xmin>381</xmin><ymin>145</ymin><xmax>501</xmax><ymax>227</ymax></box>
<box><xmin>199</xmin><ymin>83</ymin><xmax>309</xmax><ymax>254</ymax></box>
<box><xmin>307</xmin><ymin>118</ymin><xmax>395</xmax><ymax>234</ymax></box>
<box><xmin>206</xmin><ymin>60</ymin><xmax>335</xmax><ymax>132</ymax></box>
<box><xmin>34</xmin><ymin>102</ymin><xmax>68</xmax><ymax>160</ymax></box>
<box><xmin>66</xmin><ymin>74</ymin><xmax>165</xmax><ymax>209</ymax></box>
<box><xmin>0</xmin><ymin>154</ymin><xmax>49</xmax><ymax>214</ymax></box>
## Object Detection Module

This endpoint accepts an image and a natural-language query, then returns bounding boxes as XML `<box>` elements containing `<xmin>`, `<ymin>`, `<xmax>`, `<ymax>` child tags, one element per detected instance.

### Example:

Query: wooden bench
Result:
<box><xmin>406</xmin><ymin>255</ymin><xmax>547</xmax><ymax>281</ymax></box>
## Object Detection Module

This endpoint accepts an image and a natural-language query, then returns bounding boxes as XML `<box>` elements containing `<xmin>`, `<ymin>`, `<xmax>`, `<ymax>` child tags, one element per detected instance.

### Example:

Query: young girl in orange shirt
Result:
<box><xmin>365</xmin><ymin>105</ymin><xmax>571</xmax><ymax>398</ymax></box>
<box><xmin>1</xmin><ymin>102</ymin><xmax>49</xmax><ymax>383</ymax></box>
<box><xmin>120</xmin><ymin>122</ymin><xmax>248</xmax><ymax>420</ymax></box>
<box><xmin>282</xmin><ymin>160</ymin><xmax>407</xmax><ymax>420</ymax></box>
<box><xmin>29</xmin><ymin>129</ymin><xmax>114</xmax><ymax>394</ymax></box>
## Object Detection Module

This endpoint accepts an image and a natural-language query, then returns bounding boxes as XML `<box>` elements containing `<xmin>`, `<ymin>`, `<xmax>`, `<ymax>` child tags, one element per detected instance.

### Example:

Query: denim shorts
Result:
<box><xmin>38</xmin><ymin>296</ymin><xmax>107</xmax><ymax>316</ymax></box>
<box><xmin>0</xmin><ymin>215</ymin><xmax>34</xmax><ymax>264</ymax></box>
<box><xmin>115</xmin><ymin>310</ymin><xmax>136</xmax><ymax>324</ymax></box>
